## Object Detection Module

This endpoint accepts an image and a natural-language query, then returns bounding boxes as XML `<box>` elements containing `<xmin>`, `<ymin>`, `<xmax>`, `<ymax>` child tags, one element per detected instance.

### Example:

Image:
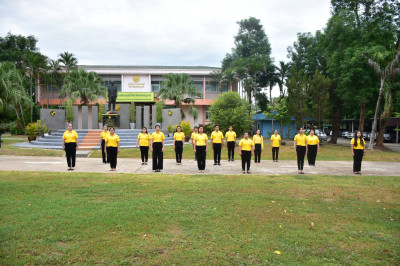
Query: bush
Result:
<box><xmin>64</xmin><ymin>99</ymin><xmax>74</xmax><ymax>122</ymax></box>
<box><xmin>203</xmin><ymin>123</ymin><xmax>214</xmax><ymax>135</ymax></box>
<box><xmin>0</xmin><ymin>122</ymin><xmax>13</xmax><ymax>134</ymax></box>
<box><xmin>10</xmin><ymin>122</ymin><xmax>24</xmax><ymax>135</ymax></box>
<box><xmin>167</xmin><ymin>122</ymin><xmax>174</xmax><ymax>133</ymax></box>
<box><xmin>180</xmin><ymin>121</ymin><xmax>192</xmax><ymax>137</ymax></box>
<box><xmin>209</xmin><ymin>91</ymin><xmax>253</xmax><ymax>136</ymax></box>
<box><xmin>98</xmin><ymin>103</ymin><xmax>105</xmax><ymax>122</ymax></box>
<box><xmin>25</xmin><ymin>122</ymin><xmax>38</xmax><ymax>137</ymax></box>
<box><xmin>156</xmin><ymin>101</ymin><xmax>163</xmax><ymax>123</ymax></box>
<box><xmin>129</xmin><ymin>101</ymin><xmax>136</xmax><ymax>122</ymax></box>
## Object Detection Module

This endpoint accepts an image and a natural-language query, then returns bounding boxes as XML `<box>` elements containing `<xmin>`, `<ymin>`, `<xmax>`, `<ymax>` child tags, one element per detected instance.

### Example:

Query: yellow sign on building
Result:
<box><xmin>107</xmin><ymin>92</ymin><xmax>154</xmax><ymax>102</ymax></box>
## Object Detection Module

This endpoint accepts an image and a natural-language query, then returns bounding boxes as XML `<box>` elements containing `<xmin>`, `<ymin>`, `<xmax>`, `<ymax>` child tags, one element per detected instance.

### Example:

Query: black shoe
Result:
<box><xmin>213</xmin><ymin>163</ymin><xmax>217</xmax><ymax>165</ymax></box>
<box><xmin>232</xmin><ymin>159</ymin><xmax>234</xmax><ymax>162</ymax></box>
<box><xmin>218</xmin><ymin>163</ymin><xmax>221</xmax><ymax>166</ymax></box>
<box><xmin>228</xmin><ymin>159</ymin><xmax>231</xmax><ymax>162</ymax></box>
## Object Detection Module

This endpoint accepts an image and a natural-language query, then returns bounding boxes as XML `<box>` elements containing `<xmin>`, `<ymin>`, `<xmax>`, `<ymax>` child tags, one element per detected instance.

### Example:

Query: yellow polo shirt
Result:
<box><xmin>351</xmin><ymin>138</ymin><xmax>365</xmax><ymax>150</ymax></box>
<box><xmin>253</xmin><ymin>134</ymin><xmax>264</xmax><ymax>149</ymax></box>
<box><xmin>239</xmin><ymin>138</ymin><xmax>254</xmax><ymax>151</ymax></box>
<box><xmin>106</xmin><ymin>134</ymin><xmax>120</xmax><ymax>147</ymax></box>
<box><xmin>151</xmin><ymin>132</ymin><xmax>165</xmax><ymax>143</ymax></box>
<box><xmin>63</xmin><ymin>130</ymin><xmax>78</xmax><ymax>143</ymax></box>
<box><xmin>211</xmin><ymin>131</ymin><xmax>224</xmax><ymax>144</ymax></box>
<box><xmin>195</xmin><ymin>133</ymin><xmax>208</xmax><ymax>146</ymax></box>
<box><xmin>294</xmin><ymin>134</ymin><xmax>306</xmax><ymax>146</ymax></box>
<box><xmin>100</xmin><ymin>131</ymin><xmax>109</xmax><ymax>140</ymax></box>
<box><xmin>174</xmin><ymin>132</ymin><xmax>185</xmax><ymax>141</ymax></box>
<box><xmin>225</xmin><ymin>131</ymin><xmax>236</xmax><ymax>142</ymax></box>
<box><xmin>138</xmin><ymin>133</ymin><xmax>150</xmax><ymax>146</ymax></box>
<box><xmin>307</xmin><ymin>135</ymin><xmax>319</xmax><ymax>145</ymax></box>
<box><xmin>270</xmin><ymin>134</ymin><xmax>281</xmax><ymax>147</ymax></box>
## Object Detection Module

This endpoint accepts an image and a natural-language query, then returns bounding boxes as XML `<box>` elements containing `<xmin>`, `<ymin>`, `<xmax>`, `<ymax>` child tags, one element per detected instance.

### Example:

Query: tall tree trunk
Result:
<box><xmin>269</xmin><ymin>82</ymin><xmax>273</xmax><ymax>105</ymax></box>
<box><xmin>369</xmin><ymin>77</ymin><xmax>385</xmax><ymax>149</ymax></box>
<box><xmin>330</xmin><ymin>105</ymin><xmax>341</xmax><ymax>144</ymax></box>
<box><xmin>358</xmin><ymin>102</ymin><xmax>366</xmax><ymax>134</ymax></box>
<box><xmin>29</xmin><ymin>74</ymin><xmax>33</xmax><ymax>122</ymax></box>
<box><xmin>19</xmin><ymin>103</ymin><xmax>26</xmax><ymax>128</ymax></box>
<box><xmin>376</xmin><ymin>85</ymin><xmax>394</xmax><ymax>148</ymax></box>
<box><xmin>280</xmin><ymin>121</ymin><xmax>283</xmax><ymax>137</ymax></box>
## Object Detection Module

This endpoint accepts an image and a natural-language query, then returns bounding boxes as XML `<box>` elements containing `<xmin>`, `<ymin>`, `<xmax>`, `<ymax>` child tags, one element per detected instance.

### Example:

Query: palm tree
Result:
<box><xmin>364</xmin><ymin>47</ymin><xmax>400</xmax><ymax>150</ymax></box>
<box><xmin>219</xmin><ymin>69</ymin><xmax>239</xmax><ymax>91</ymax></box>
<box><xmin>58</xmin><ymin>52</ymin><xmax>78</xmax><ymax>74</ymax></box>
<box><xmin>61</xmin><ymin>69</ymin><xmax>106</xmax><ymax>105</ymax></box>
<box><xmin>48</xmin><ymin>59</ymin><xmax>62</xmax><ymax>107</ymax></box>
<box><xmin>277</xmin><ymin>61</ymin><xmax>290</xmax><ymax>99</ymax></box>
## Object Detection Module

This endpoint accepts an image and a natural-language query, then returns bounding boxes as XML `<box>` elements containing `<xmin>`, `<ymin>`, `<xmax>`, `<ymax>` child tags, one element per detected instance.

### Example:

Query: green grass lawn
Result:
<box><xmin>90</xmin><ymin>141</ymin><xmax>400</xmax><ymax>162</ymax></box>
<box><xmin>0</xmin><ymin>171</ymin><xmax>399</xmax><ymax>264</ymax></box>
<box><xmin>0</xmin><ymin>138</ymin><xmax>64</xmax><ymax>157</ymax></box>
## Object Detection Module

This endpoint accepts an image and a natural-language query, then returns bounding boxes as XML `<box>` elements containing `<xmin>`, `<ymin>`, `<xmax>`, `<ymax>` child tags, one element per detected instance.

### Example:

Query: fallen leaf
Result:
<box><xmin>279</xmin><ymin>225</ymin><xmax>283</xmax><ymax>229</ymax></box>
<box><xmin>283</xmin><ymin>209</ymin><xmax>287</xmax><ymax>213</ymax></box>
<box><xmin>311</xmin><ymin>222</ymin><xmax>314</xmax><ymax>227</ymax></box>
<box><xmin>274</xmin><ymin>250</ymin><xmax>281</xmax><ymax>255</ymax></box>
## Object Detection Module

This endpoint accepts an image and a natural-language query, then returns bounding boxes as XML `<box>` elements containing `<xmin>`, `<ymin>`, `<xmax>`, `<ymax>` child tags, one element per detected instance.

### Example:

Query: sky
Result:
<box><xmin>0</xmin><ymin>0</ymin><xmax>332</xmax><ymax>67</ymax></box>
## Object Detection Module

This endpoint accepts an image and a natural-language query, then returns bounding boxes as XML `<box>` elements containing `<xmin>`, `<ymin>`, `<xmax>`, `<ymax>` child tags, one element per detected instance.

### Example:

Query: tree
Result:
<box><xmin>255</xmin><ymin>92</ymin><xmax>269</xmax><ymax>112</ymax></box>
<box><xmin>58</xmin><ymin>52</ymin><xmax>78</xmax><ymax>74</ymax></box>
<box><xmin>265</xmin><ymin>98</ymin><xmax>291</xmax><ymax>138</ymax></box>
<box><xmin>287</xmin><ymin>70</ymin><xmax>308</xmax><ymax>128</ymax></box>
<box><xmin>277</xmin><ymin>61</ymin><xmax>290</xmax><ymax>98</ymax></box>
<box><xmin>48</xmin><ymin>59</ymin><xmax>62</xmax><ymax>107</ymax></box>
<box><xmin>0</xmin><ymin>32</ymin><xmax>38</xmax><ymax>69</ymax></box>
<box><xmin>309</xmin><ymin>70</ymin><xmax>331</xmax><ymax>131</ymax></box>
<box><xmin>209</xmin><ymin>91</ymin><xmax>253</xmax><ymax>136</ymax></box>
<box><xmin>61</xmin><ymin>69</ymin><xmax>106</xmax><ymax>105</ymax></box>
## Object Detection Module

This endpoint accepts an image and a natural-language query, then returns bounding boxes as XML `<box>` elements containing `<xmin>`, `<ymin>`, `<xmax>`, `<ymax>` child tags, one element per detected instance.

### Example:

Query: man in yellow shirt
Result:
<box><xmin>150</xmin><ymin>125</ymin><xmax>165</xmax><ymax>172</ymax></box>
<box><xmin>211</xmin><ymin>125</ymin><xmax>224</xmax><ymax>165</ymax></box>
<box><xmin>239</xmin><ymin>132</ymin><xmax>254</xmax><ymax>174</ymax></box>
<box><xmin>194</xmin><ymin>126</ymin><xmax>208</xmax><ymax>173</ymax></box>
<box><xmin>270</xmin><ymin>130</ymin><xmax>281</xmax><ymax>162</ymax></box>
<box><xmin>62</xmin><ymin>123</ymin><xmax>79</xmax><ymax>171</ymax></box>
<box><xmin>191</xmin><ymin>126</ymin><xmax>199</xmax><ymax>161</ymax></box>
<box><xmin>225</xmin><ymin>125</ymin><xmax>236</xmax><ymax>161</ymax></box>
<box><xmin>173</xmin><ymin>126</ymin><xmax>185</xmax><ymax>164</ymax></box>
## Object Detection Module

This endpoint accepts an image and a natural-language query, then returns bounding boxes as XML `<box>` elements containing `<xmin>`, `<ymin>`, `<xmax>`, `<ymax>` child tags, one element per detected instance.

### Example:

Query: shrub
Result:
<box><xmin>98</xmin><ymin>102</ymin><xmax>105</xmax><ymax>122</ymax></box>
<box><xmin>129</xmin><ymin>101</ymin><xmax>136</xmax><ymax>123</ymax></box>
<box><xmin>167</xmin><ymin>122</ymin><xmax>174</xmax><ymax>133</ymax></box>
<box><xmin>25</xmin><ymin>122</ymin><xmax>38</xmax><ymax>137</ymax></box>
<box><xmin>10</xmin><ymin>122</ymin><xmax>24</xmax><ymax>135</ymax></box>
<box><xmin>64</xmin><ymin>99</ymin><xmax>74</xmax><ymax>122</ymax></box>
<box><xmin>180</xmin><ymin>121</ymin><xmax>191</xmax><ymax>137</ymax></box>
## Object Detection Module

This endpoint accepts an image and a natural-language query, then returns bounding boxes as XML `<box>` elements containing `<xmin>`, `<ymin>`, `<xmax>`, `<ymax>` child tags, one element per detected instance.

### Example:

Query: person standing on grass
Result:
<box><xmin>225</xmin><ymin>125</ymin><xmax>236</xmax><ymax>162</ymax></box>
<box><xmin>100</xmin><ymin>124</ymin><xmax>109</xmax><ymax>164</ymax></box>
<box><xmin>306</xmin><ymin>129</ymin><xmax>320</xmax><ymax>166</ymax></box>
<box><xmin>194</xmin><ymin>126</ymin><xmax>208</xmax><ymax>173</ymax></box>
<box><xmin>150</xmin><ymin>125</ymin><xmax>165</xmax><ymax>172</ymax></box>
<box><xmin>174</xmin><ymin>126</ymin><xmax>185</xmax><ymax>165</ymax></box>
<box><xmin>239</xmin><ymin>132</ymin><xmax>254</xmax><ymax>174</ymax></box>
<box><xmin>136</xmin><ymin>127</ymin><xmax>150</xmax><ymax>165</ymax></box>
<box><xmin>294</xmin><ymin>128</ymin><xmax>307</xmax><ymax>174</ymax></box>
<box><xmin>191</xmin><ymin>126</ymin><xmax>199</xmax><ymax>161</ymax></box>
<box><xmin>351</xmin><ymin>131</ymin><xmax>366</xmax><ymax>175</ymax></box>
<box><xmin>105</xmin><ymin>127</ymin><xmax>120</xmax><ymax>171</ymax></box>
<box><xmin>253</xmin><ymin>129</ymin><xmax>263</xmax><ymax>165</ymax></box>
<box><xmin>211</xmin><ymin>125</ymin><xmax>224</xmax><ymax>165</ymax></box>
<box><xmin>270</xmin><ymin>129</ymin><xmax>281</xmax><ymax>162</ymax></box>
<box><xmin>62</xmin><ymin>123</ymin><xmax>79</xmax><ymax>171</ymax></box>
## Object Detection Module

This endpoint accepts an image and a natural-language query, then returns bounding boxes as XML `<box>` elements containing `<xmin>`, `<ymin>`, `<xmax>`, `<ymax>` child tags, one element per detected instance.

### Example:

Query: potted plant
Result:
<box><xmin>129</xmin><ymin>101</ymin><xmax>136</xmax><ymax>129</ymax></box>
<box><xmin>98</xmin><ymin>102</ymin><xmax>105</xmax><ymax>129</ymax></box>
<box><xmin>42</xmin><ymin>123</ymin><xmax>50</xmax><ymax>136</ymax></box>
<box><xmin>180</xmin><ymin>120</ymin><xmax>192</xmax><ymax>141</ymax></box>
<box><xmin>156</xmin><ymin>101</ymin><xmax>163</xmax><ymax>127</ymax></box>
<box><xmin>26</xmin><ymin>122</ymin><xmax>38</xmax><ymax>142</ymax></box>
<box><xmin>167</xmin><ymin>122</ymin><xmax>174</xmax><ymax>137</ymax></box>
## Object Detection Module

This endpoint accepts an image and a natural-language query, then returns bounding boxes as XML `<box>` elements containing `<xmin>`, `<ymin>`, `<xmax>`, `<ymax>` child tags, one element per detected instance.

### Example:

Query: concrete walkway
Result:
<box><xmin>0</xmin><ymin>155</ymin><xmax>399</xmax><ymax>176</ymax></box>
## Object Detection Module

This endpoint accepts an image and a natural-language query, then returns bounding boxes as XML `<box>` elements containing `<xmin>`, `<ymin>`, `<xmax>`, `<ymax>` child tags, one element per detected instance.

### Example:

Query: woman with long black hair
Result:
<box><xmin>239</xmin><ymin>132</ymin><xmax>254</xmax><ymax>174</ymax></box>
<box><xmin>62</xmin><ymin>123</ymin><xmax>79</xmax><ymax>171</ymax></box>
<box><xmin>294</xmin><ymin>128</ymin><xmax>307</xmax><ymax>174</ymax></box>
<box><xmin>306</xmin><ymin>129</ymin><xmax>320</xmax><ymax>166</ymax></box>
<box><xmin>174</xmin><ymin>126</ymin><xmax>185</xmax><ymax>164</ymax></box>
<box><xmin>351</xmin><ymin>131</ymin><xmax>366</xmax><ymax>175</ymax></box>
<box><xmin>136</xmin><ymin>127</ymin><xmax>150</xmax><ymax>165</ymax></box>
<box><xmin>150</xmin><ymin>125</ymin><xmax>165</xmax><ymax>172</ymax></box>
<box><xmin>270</xmin><ymin>129</ymin><xmax>281</xmax><ymax>162</ymax></box>
<box><xmin>252</xmin><ymin>129</ymin><xmax>263</xmax><ymax>165</ymax></box>
<box><xmin>194</xmin><ymin>126</ymin><xmax>208</xmax><ymax>173</ymax></box>
<box><xmin>105</xmin><ymin>127</ymin><xmax>120</xmax><ymax>171</ymax></box>
<box><xmin>100</xmin><ymin>124</ymin><xmax>109</xmax><ymax>164</ymax></box>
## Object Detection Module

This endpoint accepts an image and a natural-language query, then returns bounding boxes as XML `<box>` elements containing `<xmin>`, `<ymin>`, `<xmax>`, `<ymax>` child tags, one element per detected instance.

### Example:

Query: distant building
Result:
<box><xmin>253</xmin><ymin>113</ymin><xmax>297</xmax><ymax>139</ymax></box>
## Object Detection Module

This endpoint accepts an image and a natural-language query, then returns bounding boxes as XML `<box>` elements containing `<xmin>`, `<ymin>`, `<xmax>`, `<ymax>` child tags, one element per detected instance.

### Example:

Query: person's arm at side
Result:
<box><xmin>150</xmin><ymin>138</ymin><xmax>153</xmax><ymax>152</ymax></box>
<box><xmin>194</xmin><ymin>139</ymin><xmax>197</xmax><ymax>153</ymax></box>
<box><xmin>251</xmin><ymin>143</ymin><xmax>255</xmax><ymax>156</ymax></box>
<box><xmin>162</xmin><ymin>139</ymin><xmax>165</xmax><ymax>152</ymax></box>
<box><xmin>221</xmin><ymin>135</ymin><xmax>224</xmax><ymax>148</ymax></box>
<box><xmin>173</xmin><ymin>135</ymin><xmax>176</xmax><ymax>149</ymax></box>
<box><xmin>104</xmin><ymin>140</ymin><xmax>107</xmax><ymax>153</ymax></box>
<box><xmin>75</xmin><ymin>137</ymin><xmax>79</xmax><ymax>150</ymax></box>
<box><xmin>62</xmin><ymin>139</ymin><xmax>65</xmax><ymax>151</ymax></box>
<box><xmin>182</xmin><ymin>135</ymin><xmax>185</xmax><ymax>148</ymax></box>
<box><xmin>279</xmin><ymin>138</ymin><xmax>281</xmax><ymax>147</ymax></box>
<box><xmin>117</xmin><ymin>140</ymin><xmax>120</xmax><ymax>153</ymax></box>
<box><xmin>317</xmin><ymin>142</ymin><xmax>320</xmax><ymax>152</ymax></box>
<box><xmin>205</xmin><ymin>139</ymin><xmax>208</xmax><ymax>152</ymax></box>
<box><xmin>351</xmin><ymin>144</ymin><xmax>354</xmax><ymax>157</ymax></box>
<box><xmin>294</xmin><ymin>141</ymin><xmax>297</xmax><ymax>154</ymax></box>
<box><xmin>210</xmin><ymin>134</ymin><xmax>214</xmax><ymax>148</ymax></box>
<box><xmin>306</xmin><ymin>140</ymin><xmax>308</xmax><ymax>155</ymax></box>
<box><xmin>261</xmin><ymin>137</ymin><xmax>264</xmax><ymax>150</ymax></box>
<box><xmin>239</xmin><ymin>144</ymin><xmax>242</xmax><ymax>156</ymax></box>
<box><xmin>136</xmin><ymin>135</ymin><xmax>140</xmax><ymax>148</ymax></box>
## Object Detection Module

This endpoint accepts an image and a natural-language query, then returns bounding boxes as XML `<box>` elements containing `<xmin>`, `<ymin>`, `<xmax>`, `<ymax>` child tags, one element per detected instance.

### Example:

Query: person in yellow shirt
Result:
<box><xmin>150</xmin><ymin>125</ymin><xmax>165</xmax><ymax>172</ymax></box>
<box><xmin>294</xmin><ymin>128</ymin><xmax>307</xmax><ymax>174</ymax></box>
<box><xmin>62</xmin><ymin>123</ymin><xmax>79</xmax><ymax>171</ymax></box>
<box><xmin>351</xmin><ymin>131</ymin><xmax>366</xmax><ymax>175</ymax></box>
<box><xmin>100</xmin><ymin>124</ymin><xmax>110</xmax><ymax>164</ymax></box>
<box><xmin>105</xmin><ymin>127</ymin><xmax>120</xmax><ymax>171</ymax></box>
<box><xmin>225</xmin><ymin>125</ymin><xmax>236</xmax><ymax>161</ymax></box>
<box><xmin>239</xmin><ymin>132</ymin><xmax>254</xmax><ymax>174</ymax></box>
<box><xmin>252</xmin><ymin>129</ymin><xmax>263</xmax><ymax>165</ymax></box>
<box><xmin>194</xmin><ymin>126</ymin><xmax>208</xmax><ymax>173</ymax></box>
<box><xmin>136</xmin><ymin>127</ymin><xmax>150</xmax><ymax>165</ymax></box>
<box><xmin>306</xmin><ymin>129</ymin><xmax>320</xmax><ymax>166</ymax></box>
<box><xmin>211</xmin><ymin>125</ymin><xmax>224</xmax><ymax>165</ymax></box>
<box><xmin>173</xmin><ymin>126</ymin><xmax>185</xmax><ymax>164</ymax></box>
<box><xmin>270</xmin><ymin>129</ymin><xmax>281</xmax><ymax>162</ymax></box>
<box><xmin>191</xmin><ymin>126</ymin><xmax>199</xmax><ymax>161</ymax></box>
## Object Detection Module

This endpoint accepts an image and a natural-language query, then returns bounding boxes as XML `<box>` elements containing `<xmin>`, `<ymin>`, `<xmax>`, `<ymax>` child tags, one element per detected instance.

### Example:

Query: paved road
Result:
<box><xmin>0</xmin><ymin>155</ymin><xmax>399</xmax><ymax>176</ymax></box>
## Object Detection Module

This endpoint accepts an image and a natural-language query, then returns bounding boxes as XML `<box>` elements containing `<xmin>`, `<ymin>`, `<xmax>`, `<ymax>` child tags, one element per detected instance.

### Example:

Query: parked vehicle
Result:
<box><xmin>314</xmin><ymin>129</ymin><xmax>328</xmax><ymax>141</ymax></box>
<box><xmin>340</xmin><ymin>131</ymin><xmax>350</xmax><ymax>138</ymax></box>
<box><xmin>363</xmin><ymin>131</ymin><xmax>370</xmax><ymax>140</ymax></box>
<box><xmin>347</xmin><ymin>132</ymin><xmax>355</xmax><ymax>139</ymax></box>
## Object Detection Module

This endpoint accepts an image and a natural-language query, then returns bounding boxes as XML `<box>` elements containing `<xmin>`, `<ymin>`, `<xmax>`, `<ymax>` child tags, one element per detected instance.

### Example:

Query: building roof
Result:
<box><xmin>78</xmin><ymin>65</ymin><xmax>220</xmax><ymax>70</ymax></box>
<box><xmin>78</xmin><ymin>65</ymin><xmax>221</xmax><ymax>75</ymax></box>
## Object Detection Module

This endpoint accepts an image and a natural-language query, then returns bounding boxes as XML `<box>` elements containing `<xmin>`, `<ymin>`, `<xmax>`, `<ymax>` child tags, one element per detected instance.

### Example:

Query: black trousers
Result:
<box><xmin>241</xmin><ymin>150</ymin><xmax>251</xmax><ymax>171</ymax></box>
<box><xmin>213</xmin><ymin>143</ymin><xmax>221</xmax><ymax>163</ymax></box>
<box><xmin>353</xmin><ymin>149</ymin><xmax>364</xmax><ymax>172</ymax></box>
<box><xmin>227</xmin><ymin>141</ymin><xmax>235</xmax><ymax>160</ymax></box>
<box><xmin>140</xmin><ymin>146</ymin><xmax>149</xmax><ymax>162</ymax></box>
<box><xmin>272</xmin><ymin>147</ymin><xmax>279</xmax><ymax>161</ymax></box>
<box><xmin>296</xmin><ymin>146</ymin><xmax>306</xmax><ymax>170</ymax></box>
<box><xmin>175</xmin><ymin>141</ymin><xmax>183</xmax><ymax>163</ymax></box>
<box><xmin>101</xmin><ymin>139</ymin><xmax>108</xmax><ymax>163</ymax></box>
<box><xmin>65</xmin><ymin>142</ymin><xmax>76</xmax><ymax>167</ymax></box>
<box><xmin>307</xmin><ymin>145</ymin><xmax>318</xmax><ymax>165</ymax></box>
<box><xmin>196</xmin><ymin>146</ymin><xmax>206</xmax><ymax>170</ymax></box>
<box><xmin>254</xmin><ymin>144</ymin><xmax>262</xmax><ymax>163</ymax></box>
<box><xmin>152</xmin><ymin>142</ymin><xmax>163</xmax><ymax>170</ymax></box>
<box><xmin>108</xmin><ymin>147</ymin><xmax>118</xmax><ymax>169</ymax></box>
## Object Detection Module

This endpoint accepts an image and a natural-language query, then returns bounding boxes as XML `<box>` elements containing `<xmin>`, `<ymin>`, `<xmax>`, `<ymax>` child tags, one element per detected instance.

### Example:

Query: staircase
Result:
<box><xmin>28</xmin><ymin>129</ymin><xmax>175</xmax><ymax>150</ymax></box>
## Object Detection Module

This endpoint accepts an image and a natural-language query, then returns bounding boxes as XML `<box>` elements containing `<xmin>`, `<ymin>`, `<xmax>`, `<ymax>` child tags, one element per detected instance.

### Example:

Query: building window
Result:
<box><xmin>205</xmin><ymin>80</ymin><xmax>228</xmax><ymax>92</ymax></box>
<box><xmin>100</xmin><ymin>75</ymin><xmax>122</xmax><ymax>92</ymax></box>
<box><xmin>205</xmin><ymin>106</ymin><xmax>210</xmax><ymax>120</ymax></box>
